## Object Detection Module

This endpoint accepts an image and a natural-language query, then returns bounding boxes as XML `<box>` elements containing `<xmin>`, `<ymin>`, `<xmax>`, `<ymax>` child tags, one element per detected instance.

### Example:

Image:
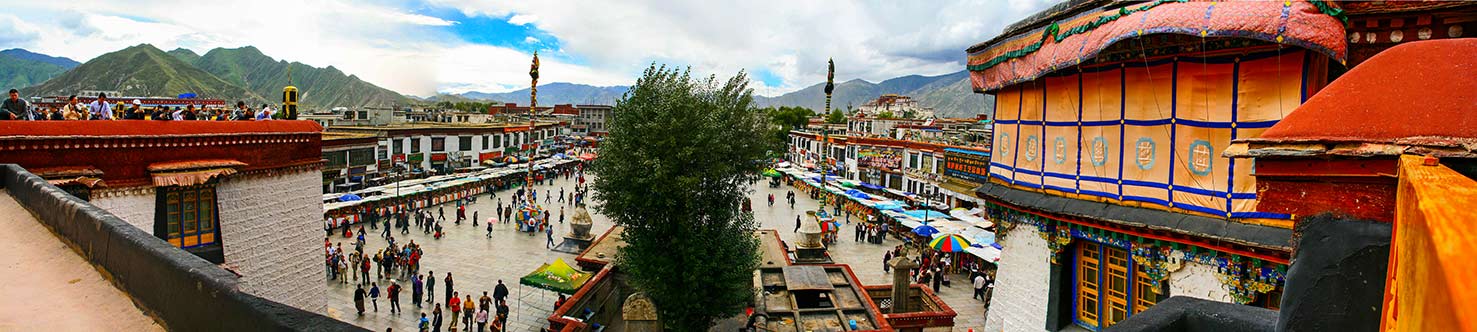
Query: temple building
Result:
<box><xmin>0</xmin><ymin>120</ymin><xmax>329</xmax><ymax>313</ymax></box>
<box><xmin>965</xmin><ymin>1</ymin><xmax>1352</xmax><ymax>330</ymax></box>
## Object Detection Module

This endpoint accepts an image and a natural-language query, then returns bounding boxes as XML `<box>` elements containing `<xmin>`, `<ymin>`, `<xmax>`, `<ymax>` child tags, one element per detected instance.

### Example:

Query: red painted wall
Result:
<box><xmin>1256</xmin><ymin>179</ymin><xmax>1397</xmax><ymax>223</ymax></box>
<box><xmin>0</xmin><ymin>121</ymin><xmax>323</xmax><ymax>187</ymax></box>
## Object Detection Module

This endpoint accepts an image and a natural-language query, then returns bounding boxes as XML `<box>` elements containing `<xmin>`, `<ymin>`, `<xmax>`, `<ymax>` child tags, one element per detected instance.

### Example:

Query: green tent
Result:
<box><xmin>519</xmin><ymin>258</ymin><xmax>592</xmax><ymax>294</ymax></box>
<box><xmin>762</xmin><ymin>169</ymin><xmax>782</xmax><ymax>178</ymax></box>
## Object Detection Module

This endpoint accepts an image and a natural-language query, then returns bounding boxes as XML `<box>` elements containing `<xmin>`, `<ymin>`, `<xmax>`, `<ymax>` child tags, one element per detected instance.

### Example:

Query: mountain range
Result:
<box><xmin>0</xmin><ymin>49</ymin><xmax>80</xmax><ymax>89</ymax></box>
<box><xmin>447</xmin><ymin>71</ymin><xmax>994</xmax><ymax>118</ymax></box>
<box><xmin>3</xmin><ymin>45</ymin><xmax>992</xmax><ymax>117</ymax></box>
<box><xmin>11</xmin><ymin>44</ymin><xmax>408</xmax><ymax>108</ymax></box>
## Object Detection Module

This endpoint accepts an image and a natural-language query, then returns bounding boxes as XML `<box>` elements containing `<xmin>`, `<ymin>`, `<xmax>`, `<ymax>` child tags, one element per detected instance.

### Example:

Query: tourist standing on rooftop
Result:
<box><xmin>124</xmin><ymin>100</ymin><xmax>144</xmax><ymax>119</ymax></box>
<box><xmin>88</xmin><ymin>93</ymin><xmax>114</xmax><ymax>120</ymax></box>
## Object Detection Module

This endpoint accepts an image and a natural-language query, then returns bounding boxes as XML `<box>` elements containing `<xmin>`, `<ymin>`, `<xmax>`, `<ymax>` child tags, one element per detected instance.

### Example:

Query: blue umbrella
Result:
<box><xmin>860</xmin><ymin>182</ymin><xmax>884</xmax><ymax>190</ymax></box>
<box><xmin>338</xmin><ymin>194</ymin><xmax>363</xmax><ymax>202</ymax></box>
<box><xmin>912</xmin><ymin>224</ymin><xmax>939</xmax><ymax>237</ymax></box>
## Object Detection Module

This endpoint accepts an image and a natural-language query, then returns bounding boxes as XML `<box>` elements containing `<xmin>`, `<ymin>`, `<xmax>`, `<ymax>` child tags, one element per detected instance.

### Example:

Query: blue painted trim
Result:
<box><xmin>1228</xmin><ymin>60</ymin><xmax>1240</xmax><ymax>216</ymax></box>
<box><xmin>1080</xmin><ymin>174</ymin><xmax>1117</xmax><ymax>184</ymax></box>
<box><xmin>1169</xmin><ymin>60</ymin><xmax>1178</xmax><ymax>208</ymax></box>
<box><xmin>1232</xmin><ymin>212</ymin><xmax>1291</xmax><ymax>219</ymax></box>
<box><xmin>1044</xmin><ymin>184</ymin><xmax>1079</xmax><ymax>194</ymax></box>
<box><xmin>997</xmin><ymin>118</ymin><xmax>1277</xmax><ymax>128</ymax></box>
<box><xmin>1121</xmin><ymin>179</ymin><xmax>1163</xmax><ymax>188</ymax></box>
<box><xmin>1041</xmin><ymin>82</ymin><xmax>1048</xmax><ymax>187</ymax></box>
<box><xmin>1014</xmin><ymin>85</ymin><xmax>1024</xmax><ymax>183</ymax></box>
<box><xmin>1122</xmin><ymin>195</ymin><xmax>1170</xmax><ymax>207</ymax></box>
<box><xmin>1118</xmin><ymin>67</ymin><xmax>1126</xmax><ymax>200</ymax></box>
<box><xmin>1124</xmin><ymin>119</ymin><xmax>1173</xmax><ymax>126</ymax></box>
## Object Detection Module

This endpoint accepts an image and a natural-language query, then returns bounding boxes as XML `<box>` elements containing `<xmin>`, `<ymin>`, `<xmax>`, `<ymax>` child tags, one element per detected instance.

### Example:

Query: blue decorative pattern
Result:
<box><xmin>1133</xmin><ymin>137</ymin><xmax>1156</xmax><ymax>170</ymax></box>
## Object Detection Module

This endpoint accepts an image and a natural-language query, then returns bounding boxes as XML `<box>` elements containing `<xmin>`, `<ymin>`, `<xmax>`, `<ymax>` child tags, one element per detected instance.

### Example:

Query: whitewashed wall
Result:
<box><xmin>216</xmin><ymin>169</ymin><xmax>327</xmax><ymax>312</ymax></box>
<box><xmin>984</xmin><ymin>226</ymin><xmax>1052</xmax><ymax>332</ymax></box>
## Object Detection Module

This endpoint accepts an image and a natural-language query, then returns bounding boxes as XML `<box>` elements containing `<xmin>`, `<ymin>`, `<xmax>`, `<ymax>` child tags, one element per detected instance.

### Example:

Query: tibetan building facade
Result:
<box><xmin>965</xmin><ymin>1</ymin><xmax>1349</xmax><ymax>331</ymax></box>
<box><xmin>0</xmin><ymin>120</ymin><xmax>328</xmax><ymax>312</ymax></box>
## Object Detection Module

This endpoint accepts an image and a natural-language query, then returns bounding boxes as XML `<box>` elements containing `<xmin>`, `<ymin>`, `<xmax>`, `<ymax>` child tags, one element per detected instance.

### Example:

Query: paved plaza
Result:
<box><xmin>324</xmin><ymin>173</ymin><xmax>987</xmax><ymax>330</ymax></box>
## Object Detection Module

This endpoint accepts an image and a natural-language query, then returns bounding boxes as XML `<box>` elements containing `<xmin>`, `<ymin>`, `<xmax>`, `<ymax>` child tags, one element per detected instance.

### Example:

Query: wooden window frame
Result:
<box><xmin>156</xmin><ymin>184</ymin><xmax>222</xmax><ymax>251</ymax></box>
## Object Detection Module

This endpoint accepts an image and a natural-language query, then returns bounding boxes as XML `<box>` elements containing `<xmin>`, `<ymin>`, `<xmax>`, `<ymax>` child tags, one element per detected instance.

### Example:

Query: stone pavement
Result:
<box><xmin>323</xmin><ymin>175</ymin><xmax>988</xmax><ymax>331</ymax></box>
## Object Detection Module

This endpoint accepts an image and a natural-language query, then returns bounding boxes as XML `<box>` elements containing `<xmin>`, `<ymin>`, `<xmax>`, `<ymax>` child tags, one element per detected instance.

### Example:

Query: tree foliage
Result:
<box><xmin>590</xmin><ymin>65</ymin><xmax>765</xmax><ymax>330</ymax></box>
<box><xmin>825</xmin><ymin>109</ymin><xmax>846</xmax><ymax>124</ymax></box>
<box><xmin>878</xmin><ymin>110</ymin><xmax>897</xmax><ymax>119</ymax></box>
<box><xmin>761</xmin><ymin>105</ymin><xmax>815</xmax><ymax>152</ymax></box>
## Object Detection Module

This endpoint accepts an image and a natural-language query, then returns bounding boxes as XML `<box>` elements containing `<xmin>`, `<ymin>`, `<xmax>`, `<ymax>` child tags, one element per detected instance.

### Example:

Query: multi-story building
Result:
<box><xmin>963</xmin><ymin>1</ymin><xmax>1348</xmax><ymax>330</ymax></box>
<box><xmin>329</xmin><ymin>122</ymin><xmax>564</xmax><ymax>176</ymax></box>
<box><xmin>321</xmin><ymin>131</ymin><xmax>380</xmax><ymax>193</ymax></box>
<box><xmin>854</xmin><ymin>94</ymin><xmax>936</xmax><ymax>119</ymax></box>
<box><xmin>573</xmin><ymin>104</ymin><xmax>614</xmax><ymax>137</ymax></box>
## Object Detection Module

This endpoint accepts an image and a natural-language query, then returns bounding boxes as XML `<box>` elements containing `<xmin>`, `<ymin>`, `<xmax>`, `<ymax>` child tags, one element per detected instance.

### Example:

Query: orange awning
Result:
<box><xmin>151</xmin><ymin>168</ymin><xmax>238</xmax><ymax>187</ymax></box>
<box><xmin>48</xmin><ymin>176</ymin><xmax>105</xmax><ymax>188</ymax></box>
<box><xmin>148</xmin><ymin>159</ymin><xmax>246</xmax><ymax>186</ymax></box>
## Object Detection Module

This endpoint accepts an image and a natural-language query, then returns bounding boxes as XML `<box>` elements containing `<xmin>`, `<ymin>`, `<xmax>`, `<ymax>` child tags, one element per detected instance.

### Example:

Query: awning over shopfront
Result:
<box><xmin>147</xmin><ymin>159</ymin><xmax>246</xmax><ymax>187</ymax></box>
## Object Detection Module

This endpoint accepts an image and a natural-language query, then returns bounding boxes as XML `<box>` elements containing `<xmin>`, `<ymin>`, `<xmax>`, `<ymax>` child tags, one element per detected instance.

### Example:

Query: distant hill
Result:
<box><xmin>193</xmin><ymin>46</ymin><xmax>410</xmax><ymax>108</ymax></box>
<box><xmin>753</xmin><ymin>71</ymin><xmax>994</xmax><ymax>118</ymax></box>
<box><xmin>166</xmin><ymin>48</ymin><xmax>201</xmax><ymax>65</ymax></box>
<box><xmin>23</xmin><ymin>44</ymin><xmax>265</xmax><ymax>103</ymax></box>
<box><xmin>457</xmin><ymin>82</ymin><xmax>629</xmax><ymax>105</ymax></box>
<box><xmin>0</xmin><ymin>49</ymin><xmax>80</xmax><ymax>89</ymax></box>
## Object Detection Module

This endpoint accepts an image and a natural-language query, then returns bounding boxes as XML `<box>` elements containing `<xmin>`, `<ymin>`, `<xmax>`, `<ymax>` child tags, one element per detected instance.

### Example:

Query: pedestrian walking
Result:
<box><xmin>369</xmin><ymin>283</ymin><xmax>381</xmax><ymax>312</ymax></box>
<box><xmin>462</xmin><ymin>294</ymin><xmax>476</xmax><ymax>331</ymax></box>
<box><xmin>794</xmin><ymin>215</ymin><xmax>801</xmax><ymax>232</ymax></box>
<box><xmin>433</xmin><ymin>304</ymin><xmax>444</xmax><ymax>332</ymax></box>
<box><xmin>493</xmin><ymin>280</ymin><xmax>509</xmax><ymax>304</ymax></box>
<box><xmin>476</xmin><ymin>308</ymin><xmax>489</xmax><ymax>332</ymax></box>
<box><xmin>354</xmin><ymin>284</ymin><xmax>367</xmax><ymax>315</ymax></box>
<box><xmin>546</xmin><ymin>223</ymin><xmax>555</xmax><ymax>248</ymax></box>
<box><xmin>389</xmin><ymin>282</ymin><xmax>402</xmax><ymax>314</ymax></box>
<box><xmin>884</xmin><ymin>251</ymin><xmax>893</xmax><ymax>273</ymax></box>
<box><xmin>448</xmin><ymin>292</ymin><xmax>461</xmax><ymax>331</ymax></box>
<box><xmin>973</xmin><ymin>274</ymin><xmax>987</xmax><ymax>300</ymax></box>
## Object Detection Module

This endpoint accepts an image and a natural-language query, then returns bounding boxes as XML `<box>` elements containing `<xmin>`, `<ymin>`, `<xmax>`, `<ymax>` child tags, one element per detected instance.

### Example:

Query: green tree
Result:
<box><xmin>878</xmin><ymin>110</ymin><xmax>897</xmax><ymax>119</ymax></box>
<box><xmin>590</xmin><ymin>65</ymin><xmax>765</xmax><ymax>330</ymax></box>
<box><xmin>825</xmin><ymin>109</ymin><xmax>845</xmax><ymax>124</ymax></box>
<box><xmin>763</xmin><ymin>106</ymin><xmax>815</xmax><ymax>152</ymax></box>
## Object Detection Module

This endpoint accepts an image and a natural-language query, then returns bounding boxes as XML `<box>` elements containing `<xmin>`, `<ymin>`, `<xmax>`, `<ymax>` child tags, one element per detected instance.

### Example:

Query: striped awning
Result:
<box><xmin>148</xmin><ymin>159</ymin><xmax>246</xmax><ymax>187</ymax></box>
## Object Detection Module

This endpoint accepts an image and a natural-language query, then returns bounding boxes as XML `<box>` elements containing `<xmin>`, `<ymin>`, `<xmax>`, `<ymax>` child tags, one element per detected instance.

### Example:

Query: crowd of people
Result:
<box><xmin>322</xmin><ymin>160</ymin><xmax>590</xmax><ymax>331</ymax></box>
<box><xmin>0</xmin><ymin>90</ymin><xmax>278</xmax><ymax>121</ymax></box>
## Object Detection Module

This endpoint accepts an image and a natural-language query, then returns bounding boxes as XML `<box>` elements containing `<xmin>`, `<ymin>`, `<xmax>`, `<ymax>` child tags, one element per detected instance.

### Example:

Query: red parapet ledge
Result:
<box><xmin>0</xmin><ymin>119</ymin><xmax>323</xmax><ymax>137</ymax></box>
<box><xmin>0</xmin><ymin>120</ymin><xmax>324</xmax><ymax>188</ymax></box>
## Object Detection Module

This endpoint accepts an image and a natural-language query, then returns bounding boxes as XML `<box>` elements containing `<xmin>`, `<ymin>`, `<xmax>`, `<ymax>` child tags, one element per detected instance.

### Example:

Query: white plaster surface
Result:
<box><xmin>984</xmin><ymin>226</ymin><xmax>1052</xmax><ymax>332</ymax></box>
<box><xmin>216</xmin><ymin>169</ymin><xmax>327</xmax><ymax>312</ymax></box>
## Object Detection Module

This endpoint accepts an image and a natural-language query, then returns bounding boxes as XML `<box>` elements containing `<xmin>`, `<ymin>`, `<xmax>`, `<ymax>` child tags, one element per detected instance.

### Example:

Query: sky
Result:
<box><xmin>0</xmin><ymin>0</ymin><xmax>1055</xmax><ymax>97</ymax></box>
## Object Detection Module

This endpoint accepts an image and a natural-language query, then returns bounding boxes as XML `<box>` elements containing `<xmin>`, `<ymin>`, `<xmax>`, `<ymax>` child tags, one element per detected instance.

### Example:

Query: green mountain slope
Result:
<box><xmin>0</xmin><ymin>49</ymin><xmax>79</xmax><ymax>89</ymax></box>
<box><xmin>167</xmin><ymin>48</ymin><xmax>201</xmax><ymax>66</ymax></box>
<box><xmin>194</xmin><ymin>46</ymin><xmax>409</xmax><ymax>108</ymax></box>
<box><xmin>22</xmin><ymin>44</ymin><xmax>264</xmax><ymax>103</ymax></box>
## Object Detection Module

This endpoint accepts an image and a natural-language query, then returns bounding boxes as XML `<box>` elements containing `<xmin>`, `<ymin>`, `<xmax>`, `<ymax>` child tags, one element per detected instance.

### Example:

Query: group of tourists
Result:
<box><xmin>353</xmin><ymin>272</ymin><xmax>515</xmax><ymax>332</ymax></box>
<box><xmin>0</xmin><ymin>90</ymin><xmax>277</xmax><ymax>121</ymax></box>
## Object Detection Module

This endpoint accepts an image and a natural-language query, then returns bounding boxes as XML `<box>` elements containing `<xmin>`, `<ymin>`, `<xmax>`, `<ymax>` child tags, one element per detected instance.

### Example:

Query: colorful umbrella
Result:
<box><xmin>929</xmin><ymin>233</ymin><xmax>972</xmax><ymax>252</ymax></box>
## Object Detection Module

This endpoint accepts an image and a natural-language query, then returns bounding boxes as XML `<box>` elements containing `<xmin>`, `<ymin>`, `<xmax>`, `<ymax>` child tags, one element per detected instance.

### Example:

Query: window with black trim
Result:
<box><xmin>459</xmin><ymin>136</ymin><xmax>473</xmax><ymax>151</ymax></box>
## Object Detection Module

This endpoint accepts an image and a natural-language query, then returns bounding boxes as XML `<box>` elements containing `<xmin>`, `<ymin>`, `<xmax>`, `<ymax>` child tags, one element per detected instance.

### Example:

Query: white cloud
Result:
<box><xmin>428</xmin><ymin>0</ymin><xmax>1055</xmax><ymax>94</ymax></box>
<box><xmin>0</xmin><ymin>0</ymin><xmax>1056</xmax><ymax>99</ymax></box>
<box><xmin>507</xmin><ymin>14</ymin><xmax>538</xmax><ymax>26</ymax></box>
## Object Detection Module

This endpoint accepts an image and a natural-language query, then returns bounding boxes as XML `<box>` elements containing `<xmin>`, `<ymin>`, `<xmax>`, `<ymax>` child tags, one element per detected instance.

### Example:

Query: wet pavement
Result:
<box><xmin>323</xmin><ymin>174</ymin><xmax>986</xmax><ymax>331</ymax></box>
